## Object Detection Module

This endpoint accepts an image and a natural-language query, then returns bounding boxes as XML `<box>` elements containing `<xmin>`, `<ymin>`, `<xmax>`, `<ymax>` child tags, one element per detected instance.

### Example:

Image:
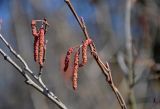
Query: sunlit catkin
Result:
<box><xmin>39</xmin><ymin>28</ymin><xmax>45</xmax><ymax>66</ymax></box>
<box><xmin>72</xmin><ymin>51</ymin><xmax>79</xmax><ymax>90</ymax></box>
<box><xmin>80</xmin><ymin>38</ymin><xmax>92</xmax><ymax>67</ymax></box>
<box><xmin>64</xmin><ymin>47</ymin><xmax>74</xmax><ymax>72</ymax></box>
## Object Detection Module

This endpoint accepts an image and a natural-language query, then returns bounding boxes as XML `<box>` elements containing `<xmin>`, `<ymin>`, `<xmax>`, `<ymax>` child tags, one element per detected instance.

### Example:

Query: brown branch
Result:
<box><xmin>65</xmin><ymin>0</ymin><xmax>127</xmax><ymax>109</ymax></box>
<box><xmin>0</xmin><ymin>33</ymin><xmax>68</xmax><ymax>109</ymax></box>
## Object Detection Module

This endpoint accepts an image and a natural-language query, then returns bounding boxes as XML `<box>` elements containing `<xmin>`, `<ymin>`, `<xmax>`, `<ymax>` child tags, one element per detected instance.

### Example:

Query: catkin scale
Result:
<box><xmin>80</xmin><ymin>38</ymin><xmax>92</xmax><ymax>67</ymax></box>
<box><xmin>39</xmin><ymin>28</ymin><xmax>45</xmax><ymax>66</ymax></box>
<box><xmin>64</xmin><ymin>47</ymin><xmax>74</xmax><ymax>72</ymax></box>
<box><xmin>72</xmin><ymin>51</ymin><xmax>79</xmax><ymax>90</ymax></box>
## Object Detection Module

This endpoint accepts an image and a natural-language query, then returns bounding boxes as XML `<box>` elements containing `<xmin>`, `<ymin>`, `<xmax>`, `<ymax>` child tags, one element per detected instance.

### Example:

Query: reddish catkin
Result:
<box><xmin>31</xmin><ymin>20</ymin><xmax>39</xmax><ymax>37</ymax></box>
<box><xmin>80</xmin><ymin>38</ymin><xmax>92</xmax><ymax>67</ymax></box>
<box><xmin>72</xmin><ymin>51</ymin><xmax>79</xmax><ymax>90</ymax></box>
<box><xmin>39</xmin><ymin>28</ymin><xmax>45</xmax><ymax>66</ymax></box>
<box><xmin>34</xmin><ymin>36</ymin><xmax>39</xmax><ymax>62</ymax></box>
<box><xmin>64</xmin><ymin>47</ymin><xmax>74</xmax><ymax>72</ymax></box>
<box><xmin>31</xmin><ymin>20</ymin><xmax>39</xmax><ymax>62</ymax></box>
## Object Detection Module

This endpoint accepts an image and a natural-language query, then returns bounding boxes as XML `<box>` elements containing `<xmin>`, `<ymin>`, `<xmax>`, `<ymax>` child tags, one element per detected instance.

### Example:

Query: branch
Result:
<box><xmin>65</xmin><ymin>0</ymin><xmax>127</xmax><ymax>109</ymax></box>
<box><xmin>0</xmin><ymin>33</ymin><xmax>68</xmax><ymax>109</ymax></box>
<box><xmin>125</xmin><ymin>0</ymin><xmax>137</xmax><ymax>109</ymax></box>
<box><xmin>125</xmin><ymin>0</ymin><xmax>134</xmax><ymax>86</ymax></box>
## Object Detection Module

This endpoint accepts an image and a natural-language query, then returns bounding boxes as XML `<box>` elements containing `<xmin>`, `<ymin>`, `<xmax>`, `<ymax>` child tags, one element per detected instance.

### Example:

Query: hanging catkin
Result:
<box><xmin>31</xmin><ymin>20</ymin><xmax>39</xmax><ymax>37</ymax></box>
<box><xmin>64</xmin><ymin>47</ymin><xmax>74</xmax><ymax>72</ymax></box>
<box><xmin>34</xmin><ymin>37</ymin><xmax>39</xmax><ymax>62</ymax></box>
<box><xmin>31</xmin><ymin>20</ymin><xmax>39</xmax><ymax>62</ymax></box>
<box><xmin>72</xmin><ymin>51</ymin><xmax>79</xmax><ymax>90</ymax></box>
<box><xmin>39</xmin><ymin>28</ymin><xmax>45</xmax><ymax>66</ymax></box>
<box><xmin>80</xmin><ymin>38</ymin><xmax>92</xmax><ymax>67</ymax></box>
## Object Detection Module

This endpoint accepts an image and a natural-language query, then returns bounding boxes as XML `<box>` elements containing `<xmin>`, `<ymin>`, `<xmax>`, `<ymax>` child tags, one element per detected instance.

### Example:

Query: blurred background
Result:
<box><xmin>0</xmin><ymin>0</ymin><xmax>160</xmax><ymax>109</ymax></box>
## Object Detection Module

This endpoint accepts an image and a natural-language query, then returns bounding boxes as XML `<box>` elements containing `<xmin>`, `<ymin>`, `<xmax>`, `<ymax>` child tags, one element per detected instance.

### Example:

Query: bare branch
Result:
<box><xmin>125</xmin><ymin>0</ymin><xmax>134</xmax><ymax>86</ymax></box>
<box><xmin>0</xmin><ymin>33</ymin><xmax>68</xmax><ymax>109</ymax></box>
<box><xmin>125</xmin><ymin>0</ymin><xmax>137</xmax><ymax>109</ymax></box>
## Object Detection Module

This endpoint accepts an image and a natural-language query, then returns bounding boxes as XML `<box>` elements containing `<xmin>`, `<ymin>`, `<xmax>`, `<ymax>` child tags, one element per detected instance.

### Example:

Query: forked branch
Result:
<box><xmin>0</xmin><ymin>33</ymin><xmax>68</xmax><ymax>109</ymax></box>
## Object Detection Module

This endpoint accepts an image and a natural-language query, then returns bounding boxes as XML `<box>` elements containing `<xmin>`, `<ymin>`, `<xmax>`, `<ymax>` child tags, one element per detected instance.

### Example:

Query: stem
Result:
<box><xmin>65</xmin><ymin>0</ymin><xmax>127</xmax><ymax>109</ymax></box>
<box><xmin>125</xmin><ymin>0</ymin><xmax>137</xmax><ymax>109</ymax></box>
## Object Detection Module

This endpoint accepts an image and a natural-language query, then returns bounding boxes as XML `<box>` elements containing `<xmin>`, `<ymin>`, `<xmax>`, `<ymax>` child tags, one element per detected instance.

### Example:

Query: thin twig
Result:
<box><xmin>0</xmin><ymin>34</ymin><xmax>38</xmax><ymax>78</ymax></box>
<box><xmin>0</xmin><ymin>33</ymin><xmax>68</xmax><ymax>109</ymax></box>
<box><xmin>125</xmin><ymin>0</ymin><xmax>134</xmax><ymax>87</ymax></box>
<box><xmin>65</xmin><ymin>0</ymin><xmax>127</xmax><ymax>109</ymax></box>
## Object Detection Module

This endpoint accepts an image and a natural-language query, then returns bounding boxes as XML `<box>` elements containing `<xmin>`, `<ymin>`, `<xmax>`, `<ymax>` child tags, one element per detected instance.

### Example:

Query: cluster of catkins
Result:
<box><xmin>64</xmin><ymin>38</ymin><xmax>92</xmax><ymax>90</ymax></box>
<box><xmin>31</xmin><ymin>20</ymin><xmax>46</xmax><ymax>66</ymax></box>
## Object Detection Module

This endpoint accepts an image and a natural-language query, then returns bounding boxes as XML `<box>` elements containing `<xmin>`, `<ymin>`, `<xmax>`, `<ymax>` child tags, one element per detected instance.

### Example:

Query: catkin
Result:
<box><xmin>31</xmin><ymin>20</ymin><xmax>39</xmax><ymax>62</ymax></box>
<box><xmin>39</xmin><ymin>28</ymin><xmax>45</xmax><ymax>66</ymax></box>
<box><xmin>64</xmin><ymin>47</ymin><xmax>74</xmax><ymax>72</ymax></box>
<box><xmin>72</xmin><ymin>51</ymin><xmax>79</xmax><ymax>90</ymax></box>
<box><xmin>80</xmin><ymin>38</ymin><xmax>92</xmax><ymax>67</ymax></box>
<box><xmin>34</xmin><ymin>36</ymin><xmax>39</xmax><ymax>62</ymax></box>
<box><xmin>31</xmin><ymin>20</ymin><xmax>39</xmax><ymax>37</ymax></box>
